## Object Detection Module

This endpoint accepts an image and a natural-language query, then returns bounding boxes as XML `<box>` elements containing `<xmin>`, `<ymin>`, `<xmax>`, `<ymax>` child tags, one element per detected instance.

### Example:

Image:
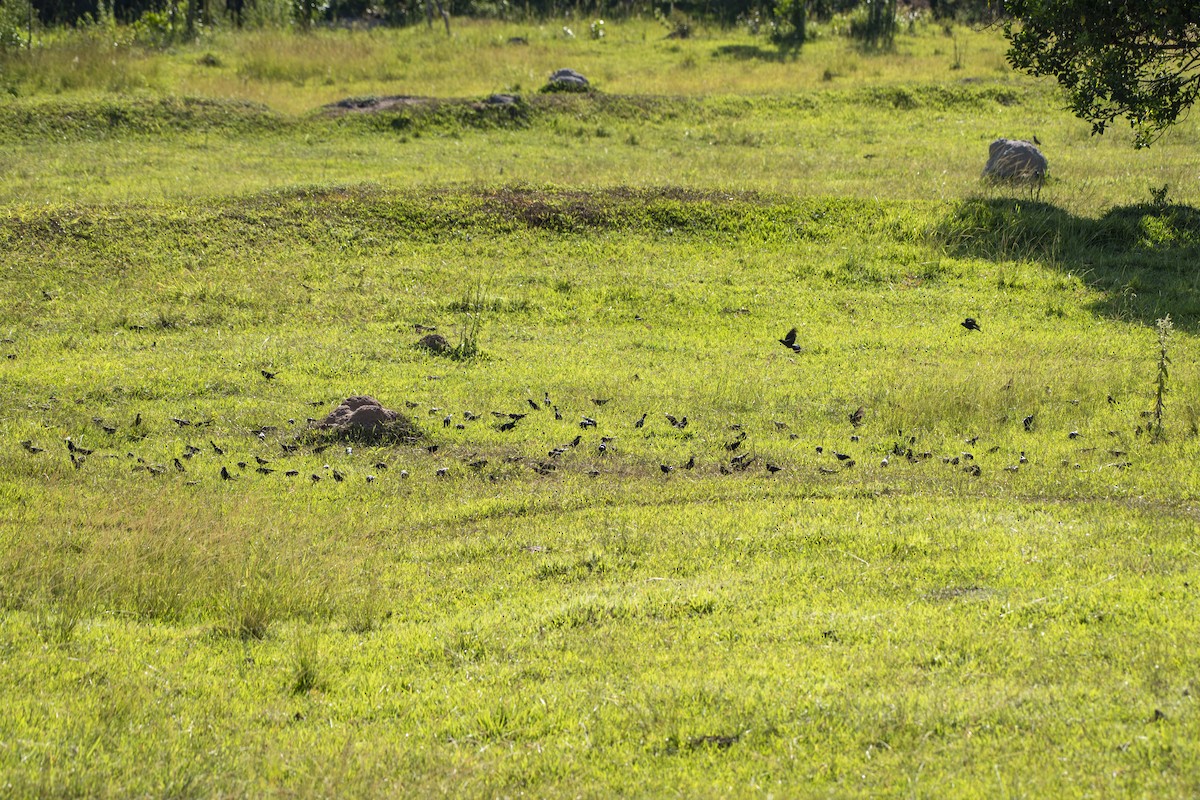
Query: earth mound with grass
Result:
<box><xmin>311</xmin><ymin>396</ymin><xmax>421</xmax><ymax>444</ymax></box>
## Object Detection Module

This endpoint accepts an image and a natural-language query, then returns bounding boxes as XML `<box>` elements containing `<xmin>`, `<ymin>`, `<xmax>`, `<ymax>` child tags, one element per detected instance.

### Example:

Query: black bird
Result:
<box><xmin>849</xmin><ymin>406</ymin><xmax>865</xmax><ymax>427</ymax></box>
<box><xmin>285</xmin><ymin>469</ymin><xmax>300</xmax><ymax>476</ymax></box>
<box><xmin>255</xmin><ymin>455</ymin><xmax>270</xmax><ymax>465</ymax></box>
<box><xmin>961</xmin><ymin>318</ymin><xmax>982</xmax><ymax>332</ymax></box>
<box><xmin>65</xmin><ymin>439</ymin><xmax>93</xmax><ymax>456</ymax></box>
<box><xmin>766</xmin><ymin>463</ymin><xmax>782</xmax><ymax>473</ymax></box>
<box><xmin>684</xmin><ymin>456</ymin><xmax>695</xmax><ymax>469</ymax></box>
<box><xmin>554</xmin><ymin>407</ymin><xmax>563</xmax><ymax>421</ymax></box>
<box><xmin>220</xmin><ymin>466</ymin><xmax>235</xmax><ymax>480</ymax></box>
<box><xmin>173</xmin><ymin>458</ymin><xmax>186</xmax><ymax>472</ymax></box>
<box><xmin>261</xmin><ymin>370</ymin><xmax>276</xmax><ymax>380</ymax></box>
<box><xmin>1032</xmin><ymin>134</ymin><xmax>1042</xmax><ymax>145</ymax></box>
<box><xmin>779</xmin><ymin>328</ymin><xmax>799</xmax><ymax>350</ymax></box>
<box><xmin>256</xmin><ymin>466</ymin><xmax>275</xmax><ymax>475</ymax></box>
<box><xmin>443</xmin><ymin>415</ymin><xmax>452</xmax><ymax>428</ymax></box>
<box><xmin>634</xmin><ymin>413</ymin><xmax>646</xmax><ymax>429</ymax></box>
<box><xmin>569</xmin><ymin>435</ymin><xmax>582</xmax><ymax>447</ymax></box>
<box><xmin>1023</xmin><ymin>415</ymin><xmax>1035</xmax><ymax>432</ymax></box>
<box><xmin>833</xmin><ymin>451</ymin><xmax>853</xmax><ymax>461</ymax></box>
<box><xmin>210</xmin><ymin>441</ymin><xmax>224</xmax><ymax>455</ymax></box>
<box><xmin>527</xmin><ymin>399</ymin><xmax>540</xmax><ymax>411</ymax></box>
<box><xmin>660</xmin><ymin>464</ymin><xmax>674</xmax><ymax>474</ymax></box>
<box><xmin>498</xmin><ymin>420</ymin><xmax>517</xmax><ymax>432</ymax></box>
<box><xmin>171</xmin><ymin>417</ymin><xmax>192</xmax><ymax>426</ymax></box>
<box><xmin>20</xmin><ymin>440</ymin><xmax>43</xmax><ymax>453</ymax></box>
<box><xmin>580</xmin><ymin>417</ymin><xmax>597</xmax><ymax>429</ymax></box>
<box><xmin>332</xmin><ymin>470</ymin><xmax>345</xmax><ymax>482</ymax></box>
<box><xmin>592</xmin><ymin>398</ymin><xmax>609</xmax><ymax>407</ymax></box>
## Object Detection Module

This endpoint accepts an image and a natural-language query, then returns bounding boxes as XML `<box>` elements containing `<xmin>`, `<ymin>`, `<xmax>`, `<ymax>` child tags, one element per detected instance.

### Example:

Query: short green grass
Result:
<box><xmin>1</xmin><ymin>18</ymin><xmax>1199</xmax><ymax>799</ymax></box>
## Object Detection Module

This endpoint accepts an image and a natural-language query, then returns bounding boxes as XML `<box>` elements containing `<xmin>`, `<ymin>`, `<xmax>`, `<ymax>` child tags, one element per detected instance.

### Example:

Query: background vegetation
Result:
<box><xmin>1</xmin><ymin>12</ymin><xmax>1198</xmax><ymax>799</ymax></box>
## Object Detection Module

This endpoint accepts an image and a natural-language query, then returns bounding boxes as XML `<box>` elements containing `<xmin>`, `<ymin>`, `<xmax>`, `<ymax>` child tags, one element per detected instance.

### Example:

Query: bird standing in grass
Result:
<box><xmin>961</xmin><ymin>318</ymin><xmax>982</xmax><ymax>332</ymax></box>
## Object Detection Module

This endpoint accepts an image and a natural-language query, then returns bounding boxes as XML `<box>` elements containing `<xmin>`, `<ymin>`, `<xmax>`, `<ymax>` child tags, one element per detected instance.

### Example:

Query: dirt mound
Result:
<box><xmin>311</xmin><ymin>396</ymin><xmax>421</xmax><ymax>444</ymax></box>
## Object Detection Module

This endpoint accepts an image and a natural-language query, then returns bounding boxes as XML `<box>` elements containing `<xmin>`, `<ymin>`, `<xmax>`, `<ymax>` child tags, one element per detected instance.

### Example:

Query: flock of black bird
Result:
<box><xmin>15</xmin><ymin>316</ymin><xmax>1137</xmax><ymax>483</ymax></box>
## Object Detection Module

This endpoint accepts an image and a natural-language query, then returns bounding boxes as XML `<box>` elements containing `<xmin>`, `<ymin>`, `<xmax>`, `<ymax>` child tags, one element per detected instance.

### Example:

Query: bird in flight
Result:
<box><xmin>778</xmin><ymin>328</ymin><xmax>802</xmax><ymax>352</ymax></box>
<box><xmin>961</xmin><ymin>318</ymin><xmax>981</xmax><ymax>332</ymax></box>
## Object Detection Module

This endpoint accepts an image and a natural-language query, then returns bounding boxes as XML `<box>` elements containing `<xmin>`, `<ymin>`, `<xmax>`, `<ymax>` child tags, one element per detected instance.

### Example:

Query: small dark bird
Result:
<box><xmin>1032</xmin><ymin>134</ymin><xmax>1041</xmax><ymax>145</ymax></box>
<box><xmin>766</xmin><ymin>463</ymin><xmax>782</xmax><ymax>473</ymax></box>
<box><xmin>443</xmin><ymin>415</ymin><xmax>452</xmax><ymax>428</ymax></box>
<box><xmin>665</xmin><ymin>413</ymin><xmax>679</xmax><ymax>426</ymax></box>
<box><xmin>498</xmin><ymin>420</ymin><xmax>517</xmax><ymax>432</ymax></box>
<box><xmin>254</xmin><ymin>456</ymin><xmax>270</xmax><ymax>465</ymax></box>
<box><xmin>543</xmin><ymin>392</ymin><xmax>551</xmax><ymax>407</ymax></box>
<box><xmin>173</xmin><ymin>458</ymin><xmax>186</xmax><ymax>472</ymax></box>
<box><xmin>1023</xmin><ymin>415</ymin><xmax>1035</xmax><ymax>432</ymax></box>
<box><xmin>133</xmin><ymin>413</ymin><xmax>142</xmax><ymax>427</ymax></box>
<box><xmin>684</xmin><ymin>456</ymin><xmax>695</xmax><ymax>469</ymax></box>
<box><xmin>491</xmin><ymin>411</ymin><xmax>509</xmax><ymax>419</ymax></box>
<box><xmin>281</xmin><ymin>443</ymin><xmax>298</xmax><ymax>453</ymax></box>
<box><xmin>527</xmin><ymin>399</ymin><xmax>540</xmax><ymax>411</ymax></box>
<box><xmin>592</xmin><ymin>398</ymin><xmax>609</xmax><ymax>407</ymax></box>
<box><xmin>171</xmin><ymin>417</ymin><xmax>192</xmax><ymax>427</ymax></box>
<box><xmin>468</xmin><ymin>459</ymin><xmax>488</xmax><ymax>470</ymax></box>
<box><xmin>220</xmin><ymin>466</ymin><xmax>235</xmax><ymax>480</ymax></box>
<box><xmin>961</xmin><ymin>318</ymin><xmax>982</xmax><ymax>332</ymax></box>
<box><xmin>332</xmin><ymin>470</ymin><xmax>345</xmax><ymax>482</ymax></box>
<box><xmin>375</xmin><ymin>462</ymin><xmax>388</xmax><ymax>470</ymax></box>
<box><xmin>261</xmin><ymin>370</ymin><xmax>276</xmax><ymax>380</ymax></box>
<box><xmin>725</xmin><ymin>439</ymin><xmax>743</xmax><ymax>453</ymax></box>
<box><xmin>779</xmin><ymin>328</ymin><xmax>799</xmax><ymax>349</ymax></box>
<box><xmin>435</xmin><ymin>467</ymin><xmax>449</xmax><ymax>478</ymax></box>
<box><xmin>849</xmin><ymin>406</ymin><xmax>865</xmax><ymax>427</ymax></box>
<box><xmin>66</xmin><ymin>440</ymin><xmax>93</xmax><ymax>456</ymax></box>
<box><xmin>834</xmin><ymin>451</ymin><xmax>852</xmax><ymax>461</ymax></box>
<box><xmin>580</xmin><ymin>417</ymin><xmax>597</xmax><ymax>429</ymax></box>
<box><xmin>569</xmin><ymin>435</ymin><xmax>582</xmax><ymax>447</ymax></box>
<box><xmin>210</xmin><ymin>441</ymin><xmax>224</xmax><ymax>455</ymax></box>
<box><xmin>256</xmin><ymin>466</ymin><xmax>275</xmax><ymax>475</ymax></box>
<box><xmin>285</xmin><ymin>470</ymin><xmax>300</xmax><ymax>476</ymax></box>
<box><xmin>634</xmin><ymin>413</ymin><xmax>646</xmax><ymax>429</ymax></box>
<box><xmin>462</xmin><ymin>411</ymin><xmax>478</xmax><ymax>421</ymax></box>
<box><xmin>310</xmin><ymin>474</ymin><xmax>320</xmax><ymax>483</ymax></box>
<box><xmin>236</xmin><ymin>461</ymin><xmax>247</xmax><ymax>469</ymax></box>
<box><xmin>554</xmin><ymin>407</ymin><xmax>563</xmax><ymax>421</ymax></box>
<box><xmin>1107</xmin><ymin>394</ymin><xmax>1116</xmax><ymax>405</ymax></box>
<box><xmin>508</xmin><ymin>413</ymin><xmax>526</xmax><ymax>421</ymax></box>
<box><xmin>660</xmin><ymin>464</ymin><xmax>674</xmax><ymax>474</ymax></box>
<box><xmin>20</xmin><ymin>440</ymin><xmax>43</xmax><ymax>453</ymax></box>
<box><xmin>102</xmin><ymin>425</ymin><xmax>117</xmax><ymax>434</ymax></box>
<box><xmin>426</xmin><ymin>445</ymin><xmax>439</xmax><ymax>454</ymax></box>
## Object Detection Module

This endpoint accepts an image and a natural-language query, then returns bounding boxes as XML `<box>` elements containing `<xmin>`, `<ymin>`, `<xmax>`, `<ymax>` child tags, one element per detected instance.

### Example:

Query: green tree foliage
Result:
<box><xmin>1004</xmin><ymin>0</ymin><xmax>1200</xmax><ymax>148</ymax></box>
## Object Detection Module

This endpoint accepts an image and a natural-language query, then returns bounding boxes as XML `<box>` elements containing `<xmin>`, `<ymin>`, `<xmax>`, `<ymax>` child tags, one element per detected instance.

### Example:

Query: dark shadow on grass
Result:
<box><xmin>936</xmin><ymin>197</ymin><xmax>1200</xmax><ymax>329</ymax></box>
<box><xmin>711</xmin><ymin>44</ymin><xmax>795</xmax><ymax>63</ymax></box>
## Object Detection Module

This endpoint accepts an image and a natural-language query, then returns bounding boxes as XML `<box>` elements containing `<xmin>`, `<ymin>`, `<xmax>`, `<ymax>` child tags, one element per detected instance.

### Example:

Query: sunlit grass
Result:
<box><xmin>1</xmin><ymin>18</ymin><xmax>1199</xmax><ymax>797</ymax></box>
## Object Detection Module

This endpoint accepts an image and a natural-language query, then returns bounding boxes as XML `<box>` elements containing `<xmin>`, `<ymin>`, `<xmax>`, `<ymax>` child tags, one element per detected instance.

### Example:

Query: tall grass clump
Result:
<box><xmin>445</xmin><ymin>282</ymin><xmax>489</xmax><ymax>360</ymax></box>
<box><xmin>1152</xmin><ymin>314</ymin><xmax>1172</xmax><ymax>442</ymax></box>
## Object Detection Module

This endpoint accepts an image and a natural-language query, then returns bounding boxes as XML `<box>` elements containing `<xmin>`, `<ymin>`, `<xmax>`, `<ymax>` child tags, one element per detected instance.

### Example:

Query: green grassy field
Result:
<box><xmin>2</xmin><ymin>17</ymin><xmax>1199</xmax><ymax>798</ymax></box>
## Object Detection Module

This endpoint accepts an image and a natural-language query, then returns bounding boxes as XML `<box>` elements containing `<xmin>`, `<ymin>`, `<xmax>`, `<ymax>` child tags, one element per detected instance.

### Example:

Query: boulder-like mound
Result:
<box><xmin>542</xmin><ymin>68</ymin><xmax>591</xmax><ymax>93</ymax></box>
<box><xmin>982</xmin><ymin>138</ymin><xmax>1047</xmax><ymax>182</ymax></box>
<box><xmin>417</xmin><ymin>333</ymin><xmax>451</xmax><ymax>354</ymax></box>
<box><xmin>312</xmin><ymin>396</ymin><xmax>420</xmax><ymax>444</ymax></box>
